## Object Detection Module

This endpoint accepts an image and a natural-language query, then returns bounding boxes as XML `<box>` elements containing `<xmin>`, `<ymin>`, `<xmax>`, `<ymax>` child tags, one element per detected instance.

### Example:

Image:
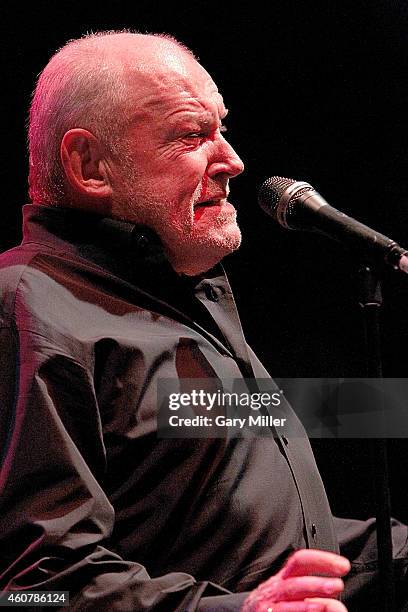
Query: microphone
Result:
<box><xmin>258</xmin><ymin>176</ymin><xmax>408</xmax><ymax>274</ymax></box>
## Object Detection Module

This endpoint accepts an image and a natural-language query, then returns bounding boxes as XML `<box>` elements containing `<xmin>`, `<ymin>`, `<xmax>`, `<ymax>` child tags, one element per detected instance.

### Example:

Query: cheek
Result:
<box><xmin>165</xmin><ymin>171</ymin><xmax>206</xmax><ymax>208</ymax></box>
<box><xmin>164</xmin><ymin>153</ymin><xmax>208</xmax><ymax>192</ymax></box>
<box><xmin>149</xmin><ymin>154</ymin><xmax>210</xmax><ymax>223</ymax></box>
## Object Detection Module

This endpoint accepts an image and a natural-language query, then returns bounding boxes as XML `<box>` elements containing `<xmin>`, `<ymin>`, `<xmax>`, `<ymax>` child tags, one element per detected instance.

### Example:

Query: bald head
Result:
<box><xmin>28</xmin><ymin>31</ymin><xmax>197</xmax><ymax>205</ymax></box>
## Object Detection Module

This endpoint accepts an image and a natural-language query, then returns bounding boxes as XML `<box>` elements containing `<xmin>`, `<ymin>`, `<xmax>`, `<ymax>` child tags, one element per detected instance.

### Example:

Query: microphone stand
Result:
<box><xmin>357</xmin><ymin>265</ymin><xmax>395</xmax><ymax>611</ymax></box>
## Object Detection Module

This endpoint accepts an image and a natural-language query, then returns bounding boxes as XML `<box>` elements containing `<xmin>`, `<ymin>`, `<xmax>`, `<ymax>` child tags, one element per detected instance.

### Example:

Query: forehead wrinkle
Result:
<box><xmin>92</xmin><ymin>35</ymin><xmax>223</xmax><ymax>112</ymax></box>
<box><xmin>130</xmin><ymin>89</ymin><xmax>227</xmax><ymax>126</ymax></box>
<box><xmin>164</xmin><ymin>104</ymin><xmax>221</xmax><ymax>122</ymax></box>
<box><xmin>120</xmin><ymin>54</ymin><xmax>228</xmax><ymax>126</ymax></box>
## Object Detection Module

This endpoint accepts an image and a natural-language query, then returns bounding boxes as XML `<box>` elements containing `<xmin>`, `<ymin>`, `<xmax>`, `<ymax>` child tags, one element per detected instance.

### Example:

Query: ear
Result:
<box><xmin>60</xmin><ymin>129</ymin><xmax>113</xmax><ymax>199</ymax></box>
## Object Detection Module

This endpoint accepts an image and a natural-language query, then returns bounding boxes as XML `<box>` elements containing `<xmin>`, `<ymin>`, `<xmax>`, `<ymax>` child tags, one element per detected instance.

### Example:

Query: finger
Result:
<box><xmin>271</xmin><ymin>601</ymin><xmax>326</xmax><ymax>611</ymax></box>
<box><xmin>271</xmin><ymin>575</ymin><xmax>344</xmax><ymax>601</ymax></box>
<box><xmin>270</xmin><ymin>600</ymin><xmax>326</xmax><ymax>612</ymax></box>
<box><xmin>271</xmin><ymin>599</ymin><xmax>347</xmax><ymax>612</ymax></box>
<box><xmin>280</xmin><ymin>549</ymin><xmax>351</xmax><ymax>579</ymax></box>
<box><xmin>305</xmin><ymin>597</ymin><xmax>348</xmax><ymax>611</ymax></box>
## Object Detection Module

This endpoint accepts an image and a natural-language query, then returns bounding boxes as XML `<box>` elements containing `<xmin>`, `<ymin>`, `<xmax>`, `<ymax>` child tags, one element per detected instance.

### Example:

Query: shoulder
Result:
<box><xmin>0</xmin><ymin>242</ymin><xmax>86</xmax><ymax>329</ymax></box>
<box><xmin>0</xmin><ymin>243</ymin><xmax>45</xmax><ymax>313</ymax></box>
<box><xmin>0</xmin><ymin>243</ymin><xmax>95</xmax><ymax>368</ymax></box>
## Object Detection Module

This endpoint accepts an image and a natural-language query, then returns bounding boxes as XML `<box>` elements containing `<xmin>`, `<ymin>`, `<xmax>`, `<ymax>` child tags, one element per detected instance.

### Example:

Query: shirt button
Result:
<box><xmin>135</xmin><ymin>234</ymin><xmax>149</xmax><ymax>249</ymax></box>
<box><xmin>311</xmin><ymin>523</ymin><xmax>317</xmax><ymax>539</ymax></box>
<box><xmin>205</xmin><ymin>284</ymin><xmax>219</xmax><ymax>302</ymax></box>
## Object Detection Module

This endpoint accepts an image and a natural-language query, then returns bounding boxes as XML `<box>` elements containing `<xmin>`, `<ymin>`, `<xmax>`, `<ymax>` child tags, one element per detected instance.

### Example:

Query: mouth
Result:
<box><xmin>195</xmin><ymin>199</ymin><xmax>222</xmax><ymax>209</ymax></box>
<box><xmin>193</xmin><ymin>198</ymin><xmax>235</xmax><ymax>222</ymax></box>
<box><xmin>194</xmin><ymin>198</ymin><xmax>224</xmax><ymax>219</ymax></box>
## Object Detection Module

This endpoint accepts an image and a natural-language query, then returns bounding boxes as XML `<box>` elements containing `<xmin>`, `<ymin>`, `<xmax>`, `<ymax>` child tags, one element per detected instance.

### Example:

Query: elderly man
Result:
<box><xmin>0</xmin><ymin>31</ymin><xmax>405</xmax><ymax>611</ymax></box>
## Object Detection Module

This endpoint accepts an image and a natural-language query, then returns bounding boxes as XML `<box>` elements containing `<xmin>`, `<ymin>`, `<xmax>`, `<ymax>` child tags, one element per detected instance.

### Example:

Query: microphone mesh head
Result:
<box><xmin>258</xmin><ymin>176</ymin><xmax>297</xmax><ymax>215</ymax></box>
<box><xmin>258</xmin><ymin>176</ymin><xmax>315</xmax><ymax>229</ymax></box>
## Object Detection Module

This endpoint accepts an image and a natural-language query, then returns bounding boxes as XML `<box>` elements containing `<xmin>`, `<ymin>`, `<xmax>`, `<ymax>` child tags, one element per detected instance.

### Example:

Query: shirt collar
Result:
<box><xmin>21</xmin><ymin>202</ymin><xmax>175</xmax><ymax>279</ymax></box>
<box><xmin>21</xmin><ymin>203</ymin><xmax>223</xmax><ymax>287</ymax></box>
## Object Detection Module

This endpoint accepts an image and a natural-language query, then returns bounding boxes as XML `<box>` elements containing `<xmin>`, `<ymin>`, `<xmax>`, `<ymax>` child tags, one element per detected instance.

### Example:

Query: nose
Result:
<box><xmin>206</xmin><ymin>135</ymin><xmax>244</xmax><ymax>179</ymax></box>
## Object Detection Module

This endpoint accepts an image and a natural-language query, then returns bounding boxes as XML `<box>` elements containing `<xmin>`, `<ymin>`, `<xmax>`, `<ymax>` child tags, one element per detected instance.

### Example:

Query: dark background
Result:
<box><xmin>1</xmin><ymin>0</ymin><xmax>407</xmax><ymax>522</ymax></box>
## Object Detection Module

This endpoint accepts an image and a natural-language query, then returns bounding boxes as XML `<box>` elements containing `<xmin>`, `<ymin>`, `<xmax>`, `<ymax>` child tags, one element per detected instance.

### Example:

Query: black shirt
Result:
<box><xmin>0</xmin><ymin>204</ymin><xmax>337</xmax><ymax>610</ymax></box>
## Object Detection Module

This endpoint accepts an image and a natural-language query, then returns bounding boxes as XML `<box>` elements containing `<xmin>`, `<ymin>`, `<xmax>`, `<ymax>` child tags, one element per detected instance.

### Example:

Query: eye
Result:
<box><xmin>186</xmin><ymin>132</ymin><xmax>206</xmax><ymax>139</ymax></box>
<box><xmin>180</xmin><ymin>132</ymin><xmax>208</xmax><ymax>148</ymax></box>
<box><xmin>181</xmin><ymin>124</ymin><xmax>227</xmax><ymax>146</ymax></box>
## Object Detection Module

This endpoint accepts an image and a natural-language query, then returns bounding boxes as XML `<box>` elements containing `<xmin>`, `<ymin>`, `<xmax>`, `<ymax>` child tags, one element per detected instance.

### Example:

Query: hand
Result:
<box><xmin>241</xmin><ymin>549</ymin><xmax>351</xmax><ymax>611</ymax></box>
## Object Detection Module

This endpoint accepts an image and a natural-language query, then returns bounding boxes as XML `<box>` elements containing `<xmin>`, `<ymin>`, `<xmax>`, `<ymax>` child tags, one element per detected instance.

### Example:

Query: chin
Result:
<box><xmin>169</xmin><ymin>227</ymin><xmax>242</xmax><ymax>276</ymax></box>
<box><xmin>206</xmin><ymin>224</ymin><xmax>242</xmax><ymax>253</ymax></box>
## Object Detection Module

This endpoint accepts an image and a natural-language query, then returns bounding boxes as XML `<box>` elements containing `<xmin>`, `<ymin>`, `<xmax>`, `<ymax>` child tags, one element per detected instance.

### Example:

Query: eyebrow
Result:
<box><xmin>171</xmin><ymin>108</ymin><xmax>229</xmax><ymax>127</ymax></box>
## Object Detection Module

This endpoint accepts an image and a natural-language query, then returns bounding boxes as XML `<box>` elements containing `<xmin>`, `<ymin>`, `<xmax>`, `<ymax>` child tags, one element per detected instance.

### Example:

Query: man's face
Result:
<box><xmin>109</xmin><ymin>48</ymin><xmax>244</xmax><ymax>276</ymax></box>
